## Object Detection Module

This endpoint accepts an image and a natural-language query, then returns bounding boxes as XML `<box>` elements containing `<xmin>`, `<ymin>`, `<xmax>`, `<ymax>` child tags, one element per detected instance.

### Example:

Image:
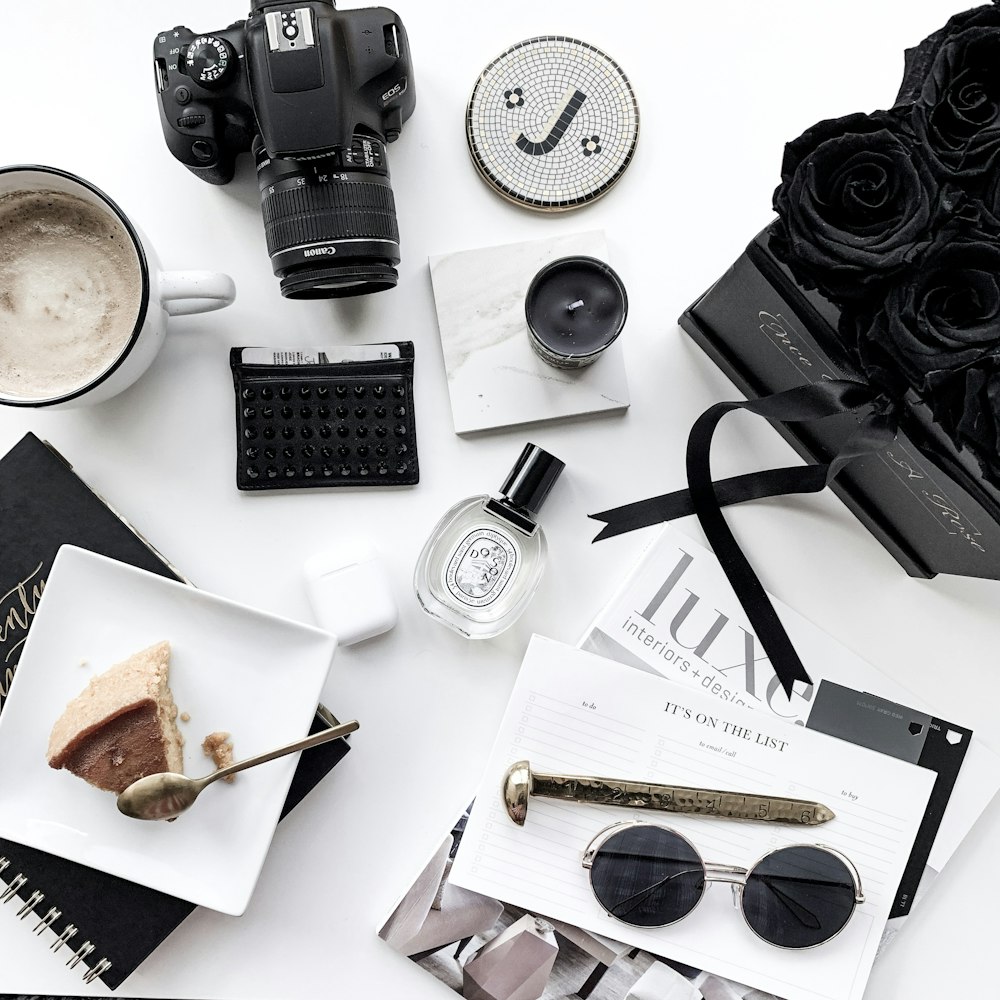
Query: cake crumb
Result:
<box><xmin>202</xmin><ymin>731</ymin><xmax>236</xmax><ymax>782</ymax></box>
<box><xmin>79</xmin><ymin>659</ymin><xmax>88</xmax><ymax>668</ymax></box>
<box><xmin>180</xmin><ymin>712</ymin><xmax>191</xmax><ymax>723</ymax></box>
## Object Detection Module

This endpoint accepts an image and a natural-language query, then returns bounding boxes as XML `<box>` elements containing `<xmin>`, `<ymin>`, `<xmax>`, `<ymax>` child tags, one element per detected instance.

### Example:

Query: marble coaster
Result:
<box><xmin>428</xmin><ymin>230</ymin><xmax>630</xmax><ymax>434</ymax></box>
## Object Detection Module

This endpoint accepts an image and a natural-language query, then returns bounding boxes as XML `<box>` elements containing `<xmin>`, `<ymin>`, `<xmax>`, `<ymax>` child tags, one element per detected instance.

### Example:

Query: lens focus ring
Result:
<box><xmin>261</xmin><ymin>179</ymin><xmax>399</xmax><ymax>257</ymax></box>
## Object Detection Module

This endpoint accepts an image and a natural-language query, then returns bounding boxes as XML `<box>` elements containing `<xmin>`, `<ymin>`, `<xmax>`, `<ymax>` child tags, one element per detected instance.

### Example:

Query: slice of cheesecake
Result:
<box><xmin>47</xmin><ymin>641</ymin><xmax>184</xmax><ymax>794</ymax></box>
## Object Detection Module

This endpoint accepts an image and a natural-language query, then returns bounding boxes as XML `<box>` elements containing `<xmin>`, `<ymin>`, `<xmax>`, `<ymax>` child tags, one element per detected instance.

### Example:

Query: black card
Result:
<box><xmin>806</xmin><ymin>679</ymin><xmax>971</xmax><ymax>917</ymax></box>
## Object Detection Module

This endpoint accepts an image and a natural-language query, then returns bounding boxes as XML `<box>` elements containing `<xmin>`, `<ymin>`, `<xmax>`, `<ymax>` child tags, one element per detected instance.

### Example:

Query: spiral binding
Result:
<box><xmin>17</xmin><ymin>889</ymin><xmax>43</xmax><ymax>919</ymax></box>
<box><xmin>0</xmin><ymin>856</ymin><xmax>112</xmax><ymax>985</ymax></box>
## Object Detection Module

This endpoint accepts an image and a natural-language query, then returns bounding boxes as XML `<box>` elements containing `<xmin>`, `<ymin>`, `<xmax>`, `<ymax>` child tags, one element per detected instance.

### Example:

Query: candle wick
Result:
<box><xmin>567</xmin><ymin>299</ymin><xmax>585</xmax><ymax>313</ymax></box>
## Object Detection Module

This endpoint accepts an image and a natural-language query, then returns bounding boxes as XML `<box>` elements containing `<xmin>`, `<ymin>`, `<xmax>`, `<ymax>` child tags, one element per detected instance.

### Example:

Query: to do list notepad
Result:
<box><xmin>449</xmin><ymin>636</ymin><xmax>936</xmax><ymax>1000</ymax></box>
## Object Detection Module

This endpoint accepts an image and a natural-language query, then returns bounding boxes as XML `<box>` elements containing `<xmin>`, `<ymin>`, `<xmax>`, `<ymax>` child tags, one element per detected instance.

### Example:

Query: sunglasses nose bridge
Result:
<box><xmin>703</xmin><ymin>861</ymin><xmax>748</xmax><ymax>885</ymax></box>
<box><xmin>702</xmin><ymin>862</ymin><xmax>747</xmax><ymax>910</ymax></box>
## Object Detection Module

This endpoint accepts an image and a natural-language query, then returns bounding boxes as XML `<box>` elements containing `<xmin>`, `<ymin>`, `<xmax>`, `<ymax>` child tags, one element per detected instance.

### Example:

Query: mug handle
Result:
<box><xmin>159</xmin><ymin>271</ymin><xmax>236</xmax><ymax>316</ymax></box>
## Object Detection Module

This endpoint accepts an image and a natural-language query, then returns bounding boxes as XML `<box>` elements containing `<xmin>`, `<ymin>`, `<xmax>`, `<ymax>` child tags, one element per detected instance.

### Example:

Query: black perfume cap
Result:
<box><xmin>499</xmin><ymin>443</ymin><xmax>565</xmax><ymax>515</ymax></box>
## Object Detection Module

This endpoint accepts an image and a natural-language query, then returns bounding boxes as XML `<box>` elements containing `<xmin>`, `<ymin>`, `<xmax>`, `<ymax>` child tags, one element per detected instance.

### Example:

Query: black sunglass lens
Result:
<box><xmin>589</xmin><ymin>826</ymin><xmax>705</xmax><ymax>927</ymax></box>
<box><xmin>743</xmin><ymin>846</ymin><xmax>857</xmax><ymax>948</ymax></box>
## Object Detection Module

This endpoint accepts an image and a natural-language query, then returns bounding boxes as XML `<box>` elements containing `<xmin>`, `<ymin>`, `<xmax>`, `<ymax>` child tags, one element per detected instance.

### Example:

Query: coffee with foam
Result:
<box><xmin>0</xmin><ymin>190</ymin><xmax>143</xmax><ymax>400</ymax></box>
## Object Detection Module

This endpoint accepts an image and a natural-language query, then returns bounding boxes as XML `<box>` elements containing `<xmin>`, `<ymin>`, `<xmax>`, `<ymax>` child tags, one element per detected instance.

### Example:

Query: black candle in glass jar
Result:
<box><xmin>524</xmin><ymin>256</ymin><xmax>628</xmax><ymax>369</ymax></box>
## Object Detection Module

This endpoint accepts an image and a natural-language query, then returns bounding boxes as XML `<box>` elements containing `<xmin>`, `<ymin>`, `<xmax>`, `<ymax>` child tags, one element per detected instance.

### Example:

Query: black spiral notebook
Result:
<box><xmin>0</xmin><ymin>432</ymin><xmax>350</xmax><ymax>991</ymax></box>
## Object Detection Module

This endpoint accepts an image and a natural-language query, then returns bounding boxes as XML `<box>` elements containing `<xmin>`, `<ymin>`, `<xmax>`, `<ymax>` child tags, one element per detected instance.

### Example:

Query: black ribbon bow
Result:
<box><xmin>590</xmin><ymin>379</ymin><xmax>896</xmax><ymax>699</ymax></box>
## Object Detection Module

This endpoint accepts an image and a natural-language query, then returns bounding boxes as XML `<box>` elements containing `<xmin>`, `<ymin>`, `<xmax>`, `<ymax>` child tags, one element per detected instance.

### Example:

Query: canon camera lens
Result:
<box><xmin>254</xmin><ymin>134</ymin><xmax>400</xmax><ymax>299</ymax></box>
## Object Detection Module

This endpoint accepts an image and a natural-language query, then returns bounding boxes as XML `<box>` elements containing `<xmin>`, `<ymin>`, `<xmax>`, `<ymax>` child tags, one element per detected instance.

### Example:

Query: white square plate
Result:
<box><xmin>0</xmin><ymin>546</ymin><xmax>338</xmax><ymax>915</ymax></box>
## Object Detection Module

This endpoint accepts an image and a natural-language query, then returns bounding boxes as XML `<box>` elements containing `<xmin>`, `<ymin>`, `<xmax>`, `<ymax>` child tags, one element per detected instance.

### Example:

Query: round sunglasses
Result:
<box><xmin>582</xmin><ymin>822</ymin><xmax>864</xmax><ymax>949</ymax></box>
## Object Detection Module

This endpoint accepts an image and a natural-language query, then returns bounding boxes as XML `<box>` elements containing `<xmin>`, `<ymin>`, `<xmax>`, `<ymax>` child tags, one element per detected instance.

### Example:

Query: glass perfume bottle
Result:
<box><xmin>414</xmin><ymin>443</ymin><xmax>565</xmax><ymax>638</ymax></box>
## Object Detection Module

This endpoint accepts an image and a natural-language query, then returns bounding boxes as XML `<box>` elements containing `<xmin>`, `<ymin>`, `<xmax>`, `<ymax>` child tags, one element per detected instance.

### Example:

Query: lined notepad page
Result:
<box><xmin>450</xmin><ymin>637</ymin><xmax>936</xmax><ymax>1000</ymax></box>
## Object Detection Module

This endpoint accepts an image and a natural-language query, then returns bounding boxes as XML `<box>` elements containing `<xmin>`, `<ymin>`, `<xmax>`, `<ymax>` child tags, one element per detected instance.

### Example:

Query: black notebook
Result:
<box><xmin>0</xmin><ymin>432</ymin><xmax>350</xmax><ymax>990</ymax></box>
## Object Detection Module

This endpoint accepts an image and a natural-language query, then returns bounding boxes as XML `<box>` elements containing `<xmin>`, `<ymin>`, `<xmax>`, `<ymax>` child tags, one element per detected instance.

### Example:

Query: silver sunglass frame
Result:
<box><xmin>582</xmin><ymin>821</ymin><xmax>865</xmax><ymax>950</ymax></box>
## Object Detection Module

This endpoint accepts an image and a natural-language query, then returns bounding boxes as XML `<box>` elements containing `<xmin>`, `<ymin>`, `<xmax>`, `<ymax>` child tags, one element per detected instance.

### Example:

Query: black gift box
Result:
<box><xmin>680</xmin><ymin>224</ymin><xmax>1000</xmax><ymax>581</ymax></box>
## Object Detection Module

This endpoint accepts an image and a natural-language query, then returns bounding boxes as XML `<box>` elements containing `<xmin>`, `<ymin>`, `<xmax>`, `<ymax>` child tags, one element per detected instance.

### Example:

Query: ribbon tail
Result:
<box><xmin>685</xmin><ymin>400</ymin><xmax>813</xmax><ymax>699</ymax></box>
<box><xmin>684</xmin><ymin>387</ymin><xmax>895</xmax><ymax>700</ymax></box>
<box><xmin>589</xmin><ymin>466</ymin><xmax>832</xmax><ymax>542</ymax></box>
<box><xmin>778</xmin><ymin>658</ymin><xmax>815</xmax><ymax>699</ymax></box>
<box><xmin>590</xmin><ymin>495</ymin><xmax>683</xmax><ymax>541</ymax></box>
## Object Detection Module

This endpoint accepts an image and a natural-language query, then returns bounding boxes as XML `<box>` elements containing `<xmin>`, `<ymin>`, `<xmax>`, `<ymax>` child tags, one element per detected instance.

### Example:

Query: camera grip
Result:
<box><xmin>184</xmin><ymin>155</ymin><xmax>237</xmax><ymax>186</ymax></box>
<box><xmin>154</xmin><ymin>22</ymin><xmax>251</xmax><ymax>186</ymax></box>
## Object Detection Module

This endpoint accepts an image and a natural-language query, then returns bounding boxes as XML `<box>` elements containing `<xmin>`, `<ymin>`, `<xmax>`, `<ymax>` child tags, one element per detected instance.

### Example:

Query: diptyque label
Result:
<box><xmin>445</xmin><ymin>527</ymin><xmax>518</xmax><ymax>607</ymax></box>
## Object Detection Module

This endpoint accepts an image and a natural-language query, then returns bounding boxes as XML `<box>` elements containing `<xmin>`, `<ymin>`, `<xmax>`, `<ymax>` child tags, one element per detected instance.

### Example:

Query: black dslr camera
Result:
<box><xmin>154</xmin><ymin>1</ymin><xmax>415</xmax><ymax>299</ymax></box>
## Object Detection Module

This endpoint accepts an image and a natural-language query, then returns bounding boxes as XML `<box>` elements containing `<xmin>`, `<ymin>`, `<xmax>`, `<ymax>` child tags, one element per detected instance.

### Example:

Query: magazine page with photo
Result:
<box><xmin>379</xmin><ymin>801</ymin><xmax>763</xmax><ymax>1000</ymax></box>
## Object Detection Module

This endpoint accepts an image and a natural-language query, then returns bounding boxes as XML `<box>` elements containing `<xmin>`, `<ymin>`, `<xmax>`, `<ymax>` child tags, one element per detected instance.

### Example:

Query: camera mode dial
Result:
<box><xmin>183</xmin><ymin>35</ymin><xmax>235</xmax><ymax>88</ymax></box>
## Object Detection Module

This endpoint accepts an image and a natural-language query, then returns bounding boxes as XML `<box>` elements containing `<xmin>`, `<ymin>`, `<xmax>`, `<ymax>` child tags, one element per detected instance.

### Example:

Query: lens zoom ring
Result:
<box><xmin>262</xmin><ymin>181</ymin><xmax>399</xmax><ymax>253</ymax></box>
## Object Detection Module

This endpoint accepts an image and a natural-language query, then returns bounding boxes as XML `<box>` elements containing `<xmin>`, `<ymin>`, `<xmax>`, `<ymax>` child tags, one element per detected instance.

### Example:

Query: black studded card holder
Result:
<box><xmin>230</xmin><ymin>342</ymin><xmax>419</xmax><ymax>491</ymax></box>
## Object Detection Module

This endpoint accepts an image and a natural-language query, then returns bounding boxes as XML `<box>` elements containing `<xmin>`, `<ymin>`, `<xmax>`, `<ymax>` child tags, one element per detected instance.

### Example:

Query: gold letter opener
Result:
<box><xmin>501</xmin><ymin>760</ymin><xmax>836</xmax><ymax>827</ymax></box>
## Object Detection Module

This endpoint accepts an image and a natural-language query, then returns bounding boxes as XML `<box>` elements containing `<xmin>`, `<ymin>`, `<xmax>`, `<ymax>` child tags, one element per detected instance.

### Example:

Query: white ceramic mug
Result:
<box><xmin>0</xmin><ymin>165</ymin><xmax>236</xmax><ymax>408</ymax></box>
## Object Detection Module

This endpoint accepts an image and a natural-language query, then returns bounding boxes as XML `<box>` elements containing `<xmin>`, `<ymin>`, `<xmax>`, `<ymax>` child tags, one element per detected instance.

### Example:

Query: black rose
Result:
<box><xmin>854</xmin><ymin>237</ymin><xmax>1000</xmax><ymax>394</ymax></box>
<box><xmin>771</xmin><ymin>111</ymin><xmax>940</xmax><ymax>303</ymax></box>
<box><xmin>896</xmin><ymin>3</ymin><xmax>1000</xmax><ymax>107</ymax></box>
<box><xmin>974</xmin><ymin>157</ymin><xmax>1000</xmax><ymax>232</ymax></box>
<box><xmin>911</xmin><ymin>23</ymin><xmax>1000</xmax><ymax>177</ymax></box>
<box><xmin>931</xmin><ymin>356</ymin><xmax>1000</xmax><ymax>486</ymax></box>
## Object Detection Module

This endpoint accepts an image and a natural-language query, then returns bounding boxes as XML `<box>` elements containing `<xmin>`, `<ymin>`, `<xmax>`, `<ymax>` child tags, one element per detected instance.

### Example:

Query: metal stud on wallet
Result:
<box><xmin>501</xmin><ymin>760</ymin><xmax>836</xmax><ymax>827</ymax></box>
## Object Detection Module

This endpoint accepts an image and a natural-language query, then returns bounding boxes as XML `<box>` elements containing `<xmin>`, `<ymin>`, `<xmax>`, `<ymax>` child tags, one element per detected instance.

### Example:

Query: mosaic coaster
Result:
<box><xmin>428</xmin><ymin>230</ymin><xmax>630</xmax><ymax>435</ymax></box>
<box><xmin>466</xmin><ymin>36</ymin><xmax>640</xmax><ymax>211</ymax></box>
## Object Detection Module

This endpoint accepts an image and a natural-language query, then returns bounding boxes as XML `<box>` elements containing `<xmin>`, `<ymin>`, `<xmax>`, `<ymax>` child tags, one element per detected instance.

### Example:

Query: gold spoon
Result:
<box><xmin>116</xmin><ymin>720</ymin><xmax>359</xmax><ymax>821</ymax></box>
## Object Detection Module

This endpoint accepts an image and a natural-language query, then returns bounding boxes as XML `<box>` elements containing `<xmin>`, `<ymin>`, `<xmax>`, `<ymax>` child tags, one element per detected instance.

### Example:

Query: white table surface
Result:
<box><xmin>1</xmin><ymin>1</ymin><xmax>996</xmax><ymax>997</ymax></box>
